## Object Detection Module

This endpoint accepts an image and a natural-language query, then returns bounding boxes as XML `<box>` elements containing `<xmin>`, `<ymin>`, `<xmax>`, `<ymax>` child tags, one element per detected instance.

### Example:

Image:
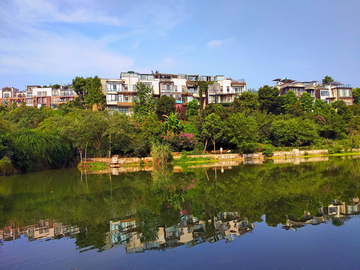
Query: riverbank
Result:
<box><xmin>82</xmin><ymin>149</ymin><xmax>360</xmax><ymax>174</ymax></box>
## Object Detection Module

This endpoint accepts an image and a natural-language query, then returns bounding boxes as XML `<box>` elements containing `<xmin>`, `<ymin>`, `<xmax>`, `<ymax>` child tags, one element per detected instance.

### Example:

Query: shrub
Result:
<box><xmin>262</xmin><ymin>146</ymin><xmax>274</xmax><ymax>157</ymax></box>
<box><xmin>0</xmin><ymin>156</ymin><xmax>16</xmax><ymax>175</ymax></box>
<box><xmin>151</xmin><ymin>142</ymin><xmax>173</xmax><ymax>168</ymax></box>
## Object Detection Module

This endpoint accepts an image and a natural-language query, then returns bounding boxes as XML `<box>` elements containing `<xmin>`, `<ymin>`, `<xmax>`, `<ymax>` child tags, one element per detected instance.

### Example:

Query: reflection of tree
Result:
<box><xmin>136</xmin><ymin>207</ymin><xmax>160</xmax><ymax>244</ymax></box>
<box><xmin>332</xmin><ymin>219</ymin><xmax>345</xmax><ymax>227</ymax></box>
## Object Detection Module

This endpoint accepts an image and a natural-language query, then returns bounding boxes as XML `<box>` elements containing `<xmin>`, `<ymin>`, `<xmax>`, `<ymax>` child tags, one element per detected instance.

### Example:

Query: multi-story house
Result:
<box><xmin>273</xmin><ymin>79</ymin><xmax>316</xmax><ymax>100</ymax></box>
<box><xmin>0</xmin><ymin>86</ymin><xmax>20</xmax><ymax>105</ymax></box>
<box><xmin>315</xmin><ymin>82</ymin><xmax>353</xmax><ymax>105</ymax></box>
<box><xmin>207</xmin><ymin>76</ymin><xmax>247</xmax><ymax>105</ymax></box>
<box><xmin>101</xmin><ymin>72</ymin><xmax>247</xmax><ymax>114</ymax></box>
<box><xmin>51</xmin><ymin>86</ymin><xmax>77</xmax><ymax>108</ymax></box>
<box><xmin>274</xmin><ymin>78</ymin><xmax>353</xmax><ymax>105</ymax></box>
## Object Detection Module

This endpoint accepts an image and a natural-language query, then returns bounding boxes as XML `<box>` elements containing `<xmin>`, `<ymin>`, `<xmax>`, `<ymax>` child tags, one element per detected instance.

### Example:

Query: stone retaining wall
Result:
<box><xmin>272</xmin><ymin>149</ymin><xmax>328</xmax><ymax>157</ymax></box>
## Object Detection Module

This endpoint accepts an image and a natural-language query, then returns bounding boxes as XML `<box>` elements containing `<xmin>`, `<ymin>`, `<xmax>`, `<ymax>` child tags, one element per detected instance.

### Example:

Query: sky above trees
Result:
<box><xmin>1</xmin><ymin>0</ymin><xmax>360</xmax><ymax>90</ymax></box>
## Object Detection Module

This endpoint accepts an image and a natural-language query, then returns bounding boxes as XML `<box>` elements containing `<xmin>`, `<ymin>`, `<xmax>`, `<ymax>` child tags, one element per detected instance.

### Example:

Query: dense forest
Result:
<box><xmin>0</xmin><ymin>83</ymin><xmax>360</xmax><ymax>174</ymax></box>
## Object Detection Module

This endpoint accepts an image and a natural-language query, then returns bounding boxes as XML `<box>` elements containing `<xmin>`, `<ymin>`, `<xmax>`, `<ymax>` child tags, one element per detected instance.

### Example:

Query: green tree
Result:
<box><xmin>352</xmin><ymin>87</ymin><xmax>360</xmax><ymax>105</ymax></box>
<box><xmin>258</xmin><ymin>85</ymin><xmax>280</xmax><ymax>113</ymax></box>
<box><xmin>84</xmin><ymin>76</ymin><xmax>105</xmax><ymax>110</ymax></box>
<box><xmin>162</xmin><ymin>112</ymin><xmax>183</xmax><ymax>135</ymax></box>
<box><xmin>225</xmin><ymin>113</ymin><xmax>259</xmax><ymax>153</ymax></box>
<box><xmin>322</xmin><ymin>76</ymin><xmax>334</xmax><ymax>85</ymax></box>
<box><xmin>72</xmin><ymin>76</ymin><xmax>105</xmax><ymax>109</ymax></box>
<box><xmin>141</xmin><ymin>113</ymin><xmax>162</xmax><ymax>142</ymax></box>
<box><xmin>230</xmin><ymin>92</ymin><xmax>259</xmax><ymax>114</ymax></box>
<box><xmin>186</xmin><ymin>99</ymin><xmax>200</xmax><ymax>118</ymax></box>
<box><xmin>202</xmin><ymin>113</ymin><xmax>223</xmax><ymax>151</ymax></box>
<box><xmin>156</xmin><ymin>95</ymin><xmax>175</xmax><ymax>121</ymax></box>
<box><xmin>271</xmin><ymin>118</ymin><xmax>318</xmax><ymax>146</ymax></box>
<box><xmin>72</xmin><ymin>76</ymin><xmax>87</xmax><ymax>101</ymax></box>
<box><xmin>133</xmin><ymin>82</ymin><xmax>156</xmax><ymax>121</ymax></box>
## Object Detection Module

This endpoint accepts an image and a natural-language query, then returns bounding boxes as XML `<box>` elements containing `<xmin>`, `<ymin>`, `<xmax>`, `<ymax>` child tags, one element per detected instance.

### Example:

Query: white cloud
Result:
<box><xmin>162</xmin><ymin>57</ymin><xmax>174</xmax><ymax>68</ymax></box>
<box><xmin>207</xmin><ymin>40</ymin><xmax>223</xmax><ymax>48</ymax></box>
<box><xmin>207</xmin><ymin>37</ymin><xmax>237</xmax><ymax>48</ymax></box>
<box><xmin>0</xmin><ymin>0</ymin><xmax>191</xmax><ymax>86</ymax></box>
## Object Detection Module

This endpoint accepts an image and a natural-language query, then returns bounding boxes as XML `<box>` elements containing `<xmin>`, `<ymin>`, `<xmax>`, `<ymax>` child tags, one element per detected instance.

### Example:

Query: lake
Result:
<box><xmin>1</xmin><ymin>156</ymin><xmax>360</xmax><ymax>269</ymax></box>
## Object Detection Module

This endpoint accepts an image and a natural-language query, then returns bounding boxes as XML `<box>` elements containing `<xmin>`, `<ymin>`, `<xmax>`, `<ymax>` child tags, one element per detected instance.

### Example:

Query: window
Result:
<box><xmin>26</xmin><ymin>98</ymin><xmax>32</xmax><ymax>104</ymax></box>
<box><xmin>227</xmin><ymin>86</ymin><xmax>230</xmax><ymax>92</ymax></box>
<box><xmin>27</xmin><ymin>92</ymin><xmax>32</xmax><ymax>97</ymax></box>
<box><xmin>220</xmin><ymin>86</ymin><xmax>223</xmax><ymax>93</ymax></box>
<box><xmin>3</xmin><ymin>93</ymin><xmax>9</xmax><ymax>98</ymax></box>
<box><xmin>175</xmin><ymin>85</ymin><xmax>178</xmax><ymax>92</ymax></box>
<box><xmin>110</xmin><ymin>107</ymin><xmax>129</xmax><ymax>114</ymax></box>
<box><xmin>113</xmin><ymin>84</ymin><xmax>117</xmax><ymax>91</ymax></box>
<box><xmin>321</xmin><ymin>91</ymin><xmax>329</xmax><ymax>96</ymax></box>
<box><xmin>43</xmin><ymin>91</ymin><xmax>47</xmax><ymax>97</ymax></box>
<box><xmin>125</xmin><ymin>96</ymin><xmax>129</xmax><ymax>102</ymax></box>
<box><xmin>107</xmin><ymin>94</ymin><xmax>118</xmax><ymax>103</ymax></box>
<box><xmin>52</xmin><ymin>97</ymin><xmax>59</xmax><ymax>104</ymax></box>
<box><xmin>338</xmin><ymin>89</ymin><xmax>351</xmax><ymax>97</ymax></box>
<box><xmin>133</xmin><ymin>85</ymin><xmax>136</xmax><ymax>91</ymax></box>
<box><xmin>182</xmin><ymin>85</ymin><xmax>185</xmax><ymax>92</ymax></box>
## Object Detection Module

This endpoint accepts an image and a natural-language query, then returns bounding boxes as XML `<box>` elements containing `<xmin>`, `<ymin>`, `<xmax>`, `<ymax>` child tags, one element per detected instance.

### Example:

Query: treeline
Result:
<box><xmin>1</xmin><ymin>83</ymin><xmax>360</xmax><ymax>174</ymax></box>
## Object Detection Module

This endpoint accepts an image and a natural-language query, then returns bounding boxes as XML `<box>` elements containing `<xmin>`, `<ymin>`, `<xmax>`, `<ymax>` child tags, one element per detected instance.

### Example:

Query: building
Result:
<box><xmin>0</xmin><ymin>85</ymin><xmax>78</xmax><ymax>108</ymax></box>
<box><xmin>0</xmin><ymin>86</ymin><xmax>20</xmax><ymax>105</ymax></box>
<box><xmin>274</xmin><ymin>78</ymin><xmax>353</xmax><ymax>105</ymax></box>
<box><xmin>101</xmin><ymin>72</ymin><xmax>247</xmax><ymax>115</ymax></box>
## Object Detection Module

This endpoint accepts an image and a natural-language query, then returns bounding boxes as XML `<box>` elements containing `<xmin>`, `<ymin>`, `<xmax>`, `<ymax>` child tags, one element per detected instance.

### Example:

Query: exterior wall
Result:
<box><xmin>103</xmin><ymin>72</ymin><xmax>247</xmax><ymax>112</ymax></box>
<box><xmin>276</xmin><ymin>79</ymin><xmax>353</xmax><ymax>106</ymax></box>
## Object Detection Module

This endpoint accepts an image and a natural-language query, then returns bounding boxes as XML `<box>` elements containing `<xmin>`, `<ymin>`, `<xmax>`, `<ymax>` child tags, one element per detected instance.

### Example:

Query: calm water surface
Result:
<box><xmin>1</xmin><ymin>157</ymin><xmax>360</xmax><ymax>269</ymax></box>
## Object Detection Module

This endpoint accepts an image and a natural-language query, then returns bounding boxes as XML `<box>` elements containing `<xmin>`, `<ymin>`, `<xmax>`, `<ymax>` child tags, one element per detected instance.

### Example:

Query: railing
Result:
<box><xmin>161</xmin><ymin>89</ymin><xmax>174</xmax><ymax>93</ymax></box>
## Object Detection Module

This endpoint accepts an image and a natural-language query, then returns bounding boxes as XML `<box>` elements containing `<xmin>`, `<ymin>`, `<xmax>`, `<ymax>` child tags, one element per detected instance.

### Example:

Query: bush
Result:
<box><xmin>0</xmin><ymin>156</ymin><xmax>16</xmax><ymax>175</ymax></box>
<box><xmin>262</xmin><ymin>146</ymin><xmax>274</xmax><ymax>157</ymax></box>
<box><xmin>151</xmin><ymin>142</ymin><xmax>173</xmax><ymax>168</ymax></box>
<box><xmin>328</xmin><ymin>144</ymin><xmax>343</xmax><ymax>154</ymax></box>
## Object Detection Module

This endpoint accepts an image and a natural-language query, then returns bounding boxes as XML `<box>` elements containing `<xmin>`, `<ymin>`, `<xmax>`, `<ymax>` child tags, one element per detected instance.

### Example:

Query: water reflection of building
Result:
<box><xmin>0</xmin><ymin>220</ymin><xmax>80</xmax><ymax>242</ymax></box>
<box><xmin>283</xmin><ymin>199</ymin><xmax>359</xmax><ymax>231</ymax></box>
<box><xmin>105</xmin><ymin>212</ymin><xmax>255</xmax><ymax>254</ymax></box>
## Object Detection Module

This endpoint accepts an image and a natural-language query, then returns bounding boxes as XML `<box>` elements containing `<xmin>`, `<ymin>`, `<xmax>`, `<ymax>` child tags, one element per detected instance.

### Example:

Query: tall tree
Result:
<box><xmin>300</xmin><ymin>92</ymin><xmax>314</xmax><ymax>112</ymax></box>
<box><xmin>156</xmin><ymin>95</ymin><xmax>175</xmax><ymax>121</ymax></box>
<box><xmin>133</xmin><ymin>83</ymin><xmax>156</xmax><ymax>121</ymax></box>
<box><xmin>258</xmin><ymin>85</ymin><xmax>280</xmax><ymax>113</ymax></box>
<box><xmin>186</xmin><ymin>99</ymin><xmax>200</xmax><ymax>118</ymax></box>
<box><xmin>322</xmin><ymin>76</ymin><xmax>334</xmax><ymax>85</ymax></box>
<box><xmin>352</xmin><ymin>87</ymin><xmax>360</xmax><ymax>105</ymax></box>
<box><xmin>84</xmin><ymin>76</ymin><xmax>105</xmax><ymax>110</ymax></box>
<box><xmin>202</xmin><ymin>113</ymin><xmax>223</xmax><ymax>152</ymax></box>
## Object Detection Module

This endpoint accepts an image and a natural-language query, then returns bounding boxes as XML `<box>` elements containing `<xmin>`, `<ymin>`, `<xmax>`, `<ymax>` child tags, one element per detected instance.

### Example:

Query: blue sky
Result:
<box><xmin>1</xmin><ymin>0</ymin><xmax>360</xmax><ymax>91</ymax></box>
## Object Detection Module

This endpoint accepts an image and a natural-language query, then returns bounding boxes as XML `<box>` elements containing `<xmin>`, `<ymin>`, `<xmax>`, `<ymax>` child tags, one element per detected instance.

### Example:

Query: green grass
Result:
<box><xmin>173</xmin><ymin>155</ymin><xmax>217</xmax><ymax>164</ymax></box>
<box><xmin>83</xmin><ymin>162</ymin><xmax>108</xmax><ymax>171</ymax></box>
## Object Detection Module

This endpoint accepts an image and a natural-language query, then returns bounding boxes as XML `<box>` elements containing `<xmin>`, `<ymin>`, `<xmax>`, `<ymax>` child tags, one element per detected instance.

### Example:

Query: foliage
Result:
<box><xmin>133</xmin><ymin>82</ymin><xmax>156</xmax><ymax>121</ymax></box>
<box><xmin>262</xmin><ymin>146</ymin><xmax>274</xmax><ymax>157</ymax></box>
<box><xmin>186</xmin><ymin>99</ymin><xmax>200</xmax><ymax>118</ymax></box>
<box><xmin>151</xmin><ymin>142</ymin><xmax>173</xmax><ymax>169</ymax></box>
<box><xmin>72</xmin><ymin>76</ymin><xmax>105</xmax><ymax>109</ymax></box>
<box><xmin>0</xmin><ymin>156</ymin><xmax>16</xmax><ymax>175</ymax></box>
<box><xmin>225</xmin><ymin>113</ymin><xmax>259</xmax><ymax>153</ymax></box>
<box><xmin>300</xmin><ymin>92</ymin><xmax>313</xmax><ymax>112</ymax></box>
<box><xmin>322</xmin><ymin>76</ymin><xmax>334</xmax><ymax>85</ymax></box>
<box><xmin>156</xmin><ymin>95</ymin><xmax>175</xmax><ymax>121</ymax></box>
<box><xmin>258</xmin><ymin>85</ymin><xmax>279</xmax><ymax>113</ymax></box>
<box><xmin>271</xmin><ymin>118</ymin><xmax>318</xmax><ymax>146</ymax></box>
<box><xmin>162</xmin><ymin>112</ymin><xmax>183</xmax><ymax>135</ymax></box>
<box><xmin>202</xmin><ymin>113</ymin><xmax>223</xmax><ymax>151</ymax></box>
<box><xmin>353</xmin><ymin>87</ymin><xmax>360</xmax><ymax>105</ymax></box>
